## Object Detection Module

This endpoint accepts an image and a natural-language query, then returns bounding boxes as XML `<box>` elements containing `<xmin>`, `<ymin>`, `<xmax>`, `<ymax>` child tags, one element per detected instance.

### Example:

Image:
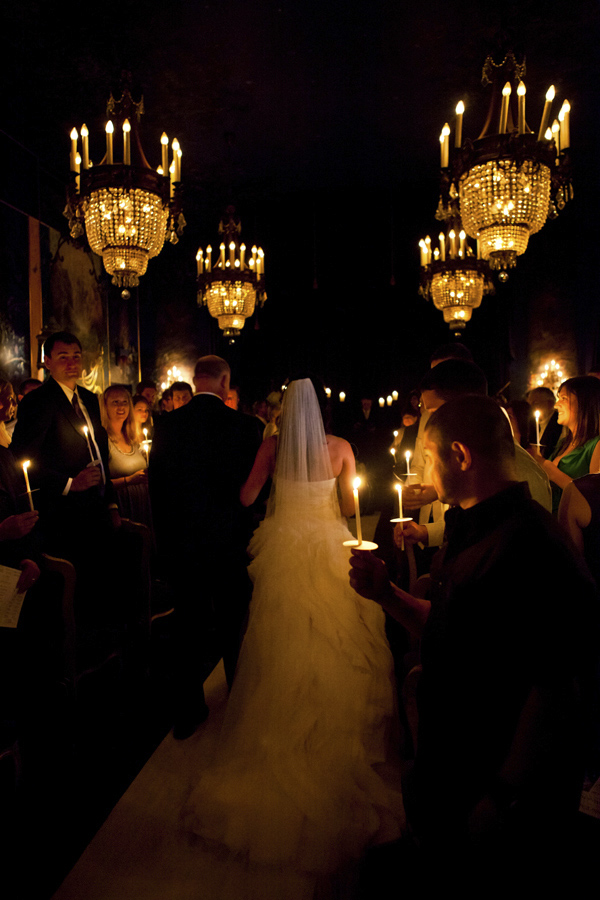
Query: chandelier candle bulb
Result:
<box><xmin>240</xmin><ymin>244</ymin><xmax>246</xmax><ymax>270</ymax></box>
<box><xmin>387</xmin><ymin>396</ymin><xmax>392</xmax><ymax>407</ymax></box>
<box><xmin>339</xmin><ymin>392</ymin><xmax>346</xmax><ymax>403</ymax></box>
<box><xmin>419</xmin><ymin>240</ymin><xmax>427</xmax><ymax>267</ymax></box>
<box><xmin>379</xmin><ymin>397</ymin><xmax>385</xmax><ymax>408</ymax></box>
<box><xmin>82</xmin><ymin>426</ymin><xmax>95</xmax><ymax>463</ymax></box>
<box><xmin>499</xmin><ymin>82</ymin><xmax>511</xmax><ymax>134</ymax></box>
<box><xmin>172</xmin><ymin>139</ymin><xmax>181</xmax><ymax>181</ymax></box>
<box><xmin>559</xmin><ymin>101</ymin><xmax>570</xmax><ymax>150</ymax></box>
<box><xmin>22</xmin><ymin>461</ymin><xmax>34</xmax><ymax>512</ymax></box>
<box><xmin>161</xmin><ymin>133</ymin><xmax>169</xmax><ymax>174</ymax></box>
<box><xmin>74</xmin><ymin>153</ymin><xmax>81</xmax><ymax>192</ymax></box>
<box><xmin>440</xmin><ymin>123</ymin><xmax>450</xmax><ymax>168</ymax></box>
<box><xmin>517</xmin><ymin>82</ymin><xmax>526</xmax><ymax>134</ymax></box>
<box><xmin>105</xmin><ymin>121</ymin><xmax>114</xmax><ymax>164</ymax></box>
<box><xmin>206</xmin><ymin>246</ymin><xmax>212</xmax><ymax>273</ymax></box>
<box><xmin>552</xmin><ymin>119</ymin><xmax>560</xmax><ymax>153</ymax></box>
<box><xmin>459</xmin><ymin>230</ymin><xmax>466</xmax><ymax>256</ymax></box>
<box><xmin>535</xmin><ymin>409</ymin><xmax>541</xmax><ymax>446</ymax></box>
<box><xmin>219</xmin><ymin>243</ymin><xmax>226</xmax><ymax>268</ymax></box>
<box><xmin>80</xmin><ymin>124</ymin><xmax>90</xmax><ymax>169</ymax></box>
<box><xmin>258</xmin><ymin>248</ymin><xmax>264</xmax><ymax>276</ymax></box>
<box><xmin>70</xmin><ymin>128</ymin><xmax>78</xmax><ymax>172</ymax></box>
<box><xmin>229</xmin><ymin>242</ymin><xmax>235</xmax><ymax>267</ymax></box>
<box><xmin>455</xmin><ymin>101</ymin><xmax>464</xmax><ymax>148</ymax></box>
<box><xmin>353</xmin><ymin>477</ymin><xmax>363</xmax><ymax>546</ymax></box>
<box><xmin>538</xmin><ymin>85</ymin><xmax>555</xmax><ymax>141</ymax></box>
<box><xmin>449</xmin><ymin>230</ymin><xmax>457</xmax><ymax>258</ymax></box>
<box><xmin>392</xmin><ymin>391</ymin><xmax>398</xmax><ymax>401</ymax></box>
<box><xmin>196</xmin><ymin>249</ymin><xmax>203</xmax><ymax>276</ymax></box>
<box><xmin>122</xmin><ymin>119</ymin><xmax>131</xmax><ymax>165</ymax></box>
<box><xmin>439</xmin><ymin>232</ymin><xmax>446</xmax><ymax>262</ymax></box>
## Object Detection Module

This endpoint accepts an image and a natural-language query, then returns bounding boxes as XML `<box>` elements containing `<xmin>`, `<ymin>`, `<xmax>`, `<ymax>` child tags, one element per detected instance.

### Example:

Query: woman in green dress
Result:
<box><xmin>530</xmin><ymin>376</ymin><xmax>600</xmax><ymax>513</ymax></box>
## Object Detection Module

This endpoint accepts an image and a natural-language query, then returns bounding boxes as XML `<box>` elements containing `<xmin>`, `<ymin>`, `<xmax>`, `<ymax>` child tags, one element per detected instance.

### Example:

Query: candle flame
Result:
<box><xmin>546</xmin><ymin>85</ymin><xmax>555</xmax><ymax>102</ymax></box>
<box><xmin>83</xmin><ymin>426</ymin><xmax>89</xmax><ymax>436</ymax></box>
<box><xmin>534</xmin><ymin>409</ymin><xmax>541</xmax><ymax>420</ymax></box>
<box><xmin>161</xmin><ymin>132</ymin><xmax>169</xmax><ymax>145</ymax></box>
<box><xmin>70</xmin><ymin>127</ymin><xmax>78</xmax><ymax>140</ymax></box>
<box><xmin>502</xmin><ymin>82</ymin><xmax>512</xmax><ymax>97</ymax></box>
<box><xmin>405</xmin><ymin>451</ymin><xmax>412</xmax><ymax>461</ymax></box>
<box><xmin>353</xmin><ymin>477</ymin><xmax>361</xmax><ymax>490</ymax></box>
<box><xmin>123</xmin><ymin>119</ymin><xmax>131</xmax><ymax>133</ymax></box>
<box><xmin>517</xmin><ymin>81</ymin><xmax>526</xmax><ymax>97</ymax></box>
<box><xmin>455</xmin><ymin>100</ymin><xmax>465</xmax><ymax>115</ymax></box>
<box><xmin>105</xmin><ymin>121</ymin><xmax>114</xmax><ymax>134</ymax></box>
<box><xmin>23</xmin><ymin>460</ymin><xmax>31</xmax><ymax>470</ymax></box>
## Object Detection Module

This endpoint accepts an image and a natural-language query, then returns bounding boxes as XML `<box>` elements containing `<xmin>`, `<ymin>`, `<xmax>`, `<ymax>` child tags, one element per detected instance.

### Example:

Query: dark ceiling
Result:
<box><xmin>2</xmin><ymin>0</ymin><xmax>600</xmax><ymax>401</ymax></box>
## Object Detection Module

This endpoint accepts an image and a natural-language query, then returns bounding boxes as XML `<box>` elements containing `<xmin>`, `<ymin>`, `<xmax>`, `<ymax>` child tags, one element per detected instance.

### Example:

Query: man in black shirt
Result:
<box><xmin>350</xmin><ymin>396</ymin><xmax>597</xmax><ymax>882</ymax></box>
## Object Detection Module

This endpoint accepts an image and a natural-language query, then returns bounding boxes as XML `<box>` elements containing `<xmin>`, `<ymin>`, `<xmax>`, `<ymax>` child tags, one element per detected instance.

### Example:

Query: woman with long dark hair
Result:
<box><xmin>531</xmin><ymin>376</ymin><xmax>600</xmax><ymax>512</ymax></box>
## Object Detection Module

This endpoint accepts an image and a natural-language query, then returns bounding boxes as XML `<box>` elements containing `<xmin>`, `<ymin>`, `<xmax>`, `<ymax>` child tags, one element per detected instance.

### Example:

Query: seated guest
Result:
<box><xmin>101</xmin><ymin>385</ymin><xmax>151</xmax><ymax>528</ymax></box>
<box><xmin>171</xmin><ymin>381</ymin><xmax>193</xmax><ymax>410</ymax></box>
<box><xmin>529</xmin><ymin>376</ymin><xmax>600</xmax><ymax>513</ymax></box>
<box><xmin>526</xmin><ymin>386</ymin><xmax>562</xmax><ymax>457</ymax></box>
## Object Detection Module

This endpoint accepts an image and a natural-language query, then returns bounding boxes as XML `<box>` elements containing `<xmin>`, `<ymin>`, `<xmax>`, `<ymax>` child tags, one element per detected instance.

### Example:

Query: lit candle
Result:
<box><xmin>105</xmin><ymin>121</ymin><xmax>114</xmax><ymax>164</ymax></box>
<box><xmin>499</xmin><ymin>82</ymin><xmax>511</xmax><ymax>134</ymax></box>
<box><xmin>559</xmin><ymin>100</ymin><xmax>570</xmax><ymax>150</ymax></box>
<box><xmin>169</xmin><ymin>160</ymin><xmax>175</xmax><ymax>197</ymax></box>
<box><xmin>449</xmin><ymin>230</ymin><xmax>456</xmax><ymax>258</ymax></box>
<box><xmin>206</xmin><ymin>245</ymin><xmax>212</xmax><ymax>273</ymax></box>
<box><xmin>339</xmin><ymin>392</ymin><xmax>346</xmax><ymax>403</ymax></box>
<box><xmin>392</xmin><ymin>391</ymin><xmax>398</xmax><ymax>402</ymax></box>
<box><xmin>459</xmin><ymin>230</ymin><xmax>466</xmax><ymax>256</ymax></box>
<box><xmin>538</xmin><ymin>85</ymin><xmax>555</xmax><ymax>141</ymax></box>
<box><xmin>419</xmin><ymin>239</ymin><xmax>427</xmax><ymax>267</ymax></box>
<box><xmin>123</xmin><ymin>119</ymin><xmax>131</xmax><ymax>165</ymax></box>
<box><xmin>196</xmin><ymin>249</ymin><xmax>203</xmax><ymax>276</ymax></box>
<box><xmin>258</xmin><ymin>248</ymin><xmax>264</xmax><ymax>277</ymax></box>
<box><xmin>325</xmin><ymin>387</ymin><xmax>331</xmax><ymax>398</ymax></box>
<box><xmin>390</xmin><ymin>447</ymin><xmax>396</xmax><ymax>462</ymax></box>
<box><xmin>219</xmin><ymin>243</ymin><xmax>226</xmax><ymax>268</ymax></box>
<box><xmin>455</xmin><ymin>100</ymin><xmax>464</xmax><ymax>148</ymax></box>
<box><xmin>379</xmin><ymin>397</ymin><xmax>385</xmax><ymax>408</ymax></box>
<box><xmin>82</xmin><ymin>426</ymin><xmax>95</xmax><ymax>463</ymax></box>
<box><xmin>517</xmin><ymin>82</ymin><xmax>526</xmax><ymax>134</ymax></box>
<box><xmin>240</xmin><ymin>243</ymin><xmax>246</xmax><ymax>270</ymax></box>
<box><xmin>425</xmin><ymin>235</ymin><xmax>431</xmax><ymax>264</ymax></box>
<box><xmin>80</xmin><ymin>124</ymin><xmax>90</xmax><ymax>169</ymax></box>
<box><xmin>70</xmin><ymin>128</ymin><xmax>78</xmax><ymax>172</ymax></box>
<box><xmin>353</xmin><ymin>477</ymin><xmax>363</xmax><ymax>546</ymax></box>
<box><xmin>22</xmin><ymin>461</ymin><xmax>34</xmax><ymax>512</ymax></box>
<box><xmin>405</xmin><ymin>450</ymin><xmax>412</xmax><ymax>478</ymax></box>
<box><xmin>535</xmin><ymin>409</ymin><xmax>541</xmax><ymax>446</ymax></box>
<box><xmin>551</xmin><ymin>119</ymin><xmax>560</xmax><ymax>153</ymax></box>
<box><xmin>387</xmin><ymin>395</ymin><xmax>392</xmax><ymax>407</ymax></box>
<box><xmin>229</xmin><ymin>241</ymin><xmax>236</xmax><ymax>267</ymax></box>
<box><xmin>396</xmin><ymin>483</ymin><xmax>404</xmax><ymax>551</ymax></box>
<box><xmin>161</xmin><ymin>132</ymin><xmax>169</xmax><ymax>174</ymax></box>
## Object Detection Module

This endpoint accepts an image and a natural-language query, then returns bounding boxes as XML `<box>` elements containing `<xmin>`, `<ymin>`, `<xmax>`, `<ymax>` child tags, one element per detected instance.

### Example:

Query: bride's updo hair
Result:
<box><xmin>285</xmin><ymin>374</ymin><xmax>331</xmax><ymax>432</ymax></box>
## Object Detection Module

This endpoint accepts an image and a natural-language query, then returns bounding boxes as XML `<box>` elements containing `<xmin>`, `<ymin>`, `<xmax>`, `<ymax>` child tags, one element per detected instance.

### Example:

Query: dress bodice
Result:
<box><xmin>268</xmin><ymin>476</ymin><xmax>340</xmax><ymax>520</ymax></box>
<box><xmin>108</xmin><ymin>440</ymin><xmax>147</xmax><ymax>478</ymax></box>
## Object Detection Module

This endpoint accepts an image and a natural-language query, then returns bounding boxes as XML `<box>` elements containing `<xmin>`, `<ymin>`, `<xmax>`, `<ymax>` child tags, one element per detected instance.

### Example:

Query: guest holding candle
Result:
<box><xmin>529</xmin><ymin>376</ymin><xmax>600</xmax><ymax>513</ymax></box>
<box><xmin>101</xmin><ymin>385</ymin><xmax>151</xmax><ymax>529</ymax></box>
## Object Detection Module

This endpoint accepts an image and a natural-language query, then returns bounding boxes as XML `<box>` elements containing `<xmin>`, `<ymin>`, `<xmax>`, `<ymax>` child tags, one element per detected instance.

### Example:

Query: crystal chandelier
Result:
<box><xmin>438</xmin><ymin>52</ymin><xmax>571</xmax><ymax>273</ymax></box>
<box><xmin>64</xmin><ymin>80</ymin><xmax>185</xmax><ymax>287</ymax></box>
<box><xmin>197</xmin><ymin>207</ymin><xmax>266</xmax><ymax>340</ymax></box>
<box><xmin>419</xmin><ymin>222</ymin><xmax>494</xmax><ymax>331</ymax></box>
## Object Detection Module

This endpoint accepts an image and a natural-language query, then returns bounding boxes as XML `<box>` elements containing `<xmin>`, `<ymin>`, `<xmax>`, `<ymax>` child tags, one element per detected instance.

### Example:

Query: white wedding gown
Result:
<box><xmin>182</xmin><ymin>477</ymin><xmax>404</xmax><ymax>889</ymax></box>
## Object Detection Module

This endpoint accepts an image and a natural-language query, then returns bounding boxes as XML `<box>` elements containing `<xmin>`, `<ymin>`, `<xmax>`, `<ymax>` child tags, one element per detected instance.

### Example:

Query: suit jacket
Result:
<box><xmin>149</xmin><ymin>393</ymin><xmax>262</xmax><ymax>559</ymax></box>
<box><xmin>11</xmin><ymin>377</ymin><xmax>115</xmax><ymax>545</ymax></box>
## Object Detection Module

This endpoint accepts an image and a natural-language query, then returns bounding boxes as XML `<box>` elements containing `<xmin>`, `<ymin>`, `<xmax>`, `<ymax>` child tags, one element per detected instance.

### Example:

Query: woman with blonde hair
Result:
<box><xmin>101</xmin><ymin>385</ymin><xmax>150</xmax><ymax>526</ymax></box>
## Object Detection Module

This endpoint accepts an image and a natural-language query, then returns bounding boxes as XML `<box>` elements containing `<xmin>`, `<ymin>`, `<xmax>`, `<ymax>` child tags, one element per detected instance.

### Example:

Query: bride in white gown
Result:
<box><xmin>182</xmin><ymin>378</ymin><xmax>404</xmax><ymax>893</ymax></box>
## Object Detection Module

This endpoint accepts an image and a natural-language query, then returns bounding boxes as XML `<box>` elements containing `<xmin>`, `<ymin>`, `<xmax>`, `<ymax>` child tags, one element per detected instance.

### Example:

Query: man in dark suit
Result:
<box><xmin>150</xmin><ymin>355</ymin><xmax>262</xmax><ymax>738</ymax></box>
<box><xmin>11</xmin><ymin>332</ymin><xmax>120</xmax><ymax>619</ymax></box>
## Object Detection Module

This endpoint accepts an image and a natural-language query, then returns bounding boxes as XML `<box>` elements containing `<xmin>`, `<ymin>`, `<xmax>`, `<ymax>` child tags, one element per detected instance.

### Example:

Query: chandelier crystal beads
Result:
<box><xmin>65</xmin><ymin>82</ymin><xmax>184</xmax><ymax>287</ymax></box>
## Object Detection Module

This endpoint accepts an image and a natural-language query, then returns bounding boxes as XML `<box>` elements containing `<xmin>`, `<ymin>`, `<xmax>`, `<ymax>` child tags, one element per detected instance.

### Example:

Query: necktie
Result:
<box><xmin>72</xmin><ymin>392</ymin><xmax>84</xmax><ymax>420</ymax></box>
